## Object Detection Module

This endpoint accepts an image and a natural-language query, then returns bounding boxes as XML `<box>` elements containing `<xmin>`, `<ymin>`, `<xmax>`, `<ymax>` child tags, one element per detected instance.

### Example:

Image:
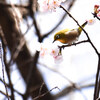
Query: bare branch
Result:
<box><xmin>92</xmin><ymin>13</ymin><xmax>100</xmax><ymax>21</ymax></box>
<box><xmin>0</xmin><ymin>26</ymin><xmax>9</xmax><ymax>100</ymax></box>
<box><xmin>0</xmin><ymin>90</ymin><xmax>11</xmax><ymax>98</ymax></box>
<box><xmin>0</xmin><ymin>78</ymin><xmax>24</xmax><ymax>97</ymax></box>
<box><xmin>33</xmin><ymin>87</ymin><xmax>60</xmax><ymax>100</ymax></box>
<box><xmin>54</xmin><ymin>83</ymin><xmax>94</xmax><ymax>99</ymax></box>
<box><xmin>58</xmin><ymin>40</ymin><xmax>88</xmax><ymax>49</ymax></box>
<box><xmin>94</xmin><ymin>55</ymin><xmax>100</xmax><ymax>100</ymax></box>
<box><xmin>0</xmin><ymin>2</ymin><xmax>28</xmax><ymax>9</ymax></box>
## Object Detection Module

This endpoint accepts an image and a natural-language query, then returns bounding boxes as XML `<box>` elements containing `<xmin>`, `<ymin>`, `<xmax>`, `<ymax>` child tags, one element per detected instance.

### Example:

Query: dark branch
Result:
<box><xmin>33</xmin><ymin>87</ymin><xmax>60</xmax><ymax>100</ymax></box>
<box><xmin>0</xmin><ymin>26</ymin><xmax>9</xmax><ymax>100</ymax></box>
<box><xmin>58</xmin><ymin>40</ymin><xmax>88</xmax><ymax>49</ymax></box>
<box><xmin>0</xmin><ymin>90</ymin><xmax>11</xmax><ymax>98</ymax></box>
<box><xmin>0</xmin><ymin>2</ymin><xmax>28</xmax><ymax>9</ymax></box>
<box><xmin>92</xmin><ymin>13</ymin><xmax>100</xmax><ymax>21</ymax></box>
<box><xmin>54</xmin><ymin>83</ymin><xmax>94</xmax><ymax>99</ymax></box>
<box><xmin>94</xmin><ymin>54</ymin><xmax>100</xmax><ymax>100</ymax></box>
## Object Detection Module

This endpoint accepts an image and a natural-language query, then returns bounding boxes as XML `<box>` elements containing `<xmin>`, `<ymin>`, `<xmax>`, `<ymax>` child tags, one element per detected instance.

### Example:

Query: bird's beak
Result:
<box><xmin>52</xmin><ymin>39</ymin><xmax>56</xmax><ymax>43</ymax></box>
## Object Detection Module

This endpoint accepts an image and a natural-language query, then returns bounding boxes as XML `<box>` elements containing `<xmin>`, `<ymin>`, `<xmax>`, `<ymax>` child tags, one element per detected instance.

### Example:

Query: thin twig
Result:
<box><xmin>33</xmin><ymin>86</ymin><xmax>60</xmax><ymax>100</ymax></box>
<box><xmin>92</xmin><ymin>13</ymin><xmax>100</xmax><ymax>21</ymax></box>
<box><xmin>38</xmin><ymin>82</ymin><xmax>45</xmax><ymax>96</ymax></box>
<box><xmin>58</xmin><ymin>40</ymin><xmax>88</xmax><ymax>49</ymax></box>
<box><xmin>54</xmin><ymin>83</ymin><xmax>94</xmax><ymax>99</ymax></box>
<box><xmin>7</xmin><ymin>2</ymin><xmax>26</xmax><ymax>66</ymax></box>
<box><xmin>0</xmin><ymin>90</ymin><xmax>11</xmax><ymax>98</ymax></box>
<box><xmin>0</xmin><ymin>27</ymin><xmax>9</xmax><ymax>100</ymax></box>
<box><xmin>8</xmin><ymin>37</ymin><xmax>25</xmax><ymax>66</ymax></box>
<box><xmin>0</xmin><ymin>78</ymin><xmax>24</xmax><ymax>97</ymax></box>
<box><xmin>0</xmin><ymin>43</ymin><xmax>9</xmax><ymax>100</ymax></box>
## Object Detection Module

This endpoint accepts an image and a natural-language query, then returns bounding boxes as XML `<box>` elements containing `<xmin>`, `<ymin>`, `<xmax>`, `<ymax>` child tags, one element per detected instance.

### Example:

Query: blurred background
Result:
<box><xmin>0</xmin><ymin>0</ymin><xmax>100</xmax><ymax>100</ymax></box>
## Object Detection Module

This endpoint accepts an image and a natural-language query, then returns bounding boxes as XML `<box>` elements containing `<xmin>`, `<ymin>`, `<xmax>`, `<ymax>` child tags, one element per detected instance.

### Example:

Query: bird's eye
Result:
<box><xmin>56</xmin><ymin>35</ymin><xmax>60</xmax><ymax>39</ymax></box>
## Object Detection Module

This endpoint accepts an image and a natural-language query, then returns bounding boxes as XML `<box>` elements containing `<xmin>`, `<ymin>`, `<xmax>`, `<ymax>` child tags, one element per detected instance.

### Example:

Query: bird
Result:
<box><xmin>53</xmin><ymin>21</ymin><xmax>87</xmax><ymax>44</ymax></box>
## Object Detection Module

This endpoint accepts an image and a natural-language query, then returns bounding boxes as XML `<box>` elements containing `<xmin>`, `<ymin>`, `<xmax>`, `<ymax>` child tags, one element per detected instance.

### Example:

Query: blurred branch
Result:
<box><xmin>39</xmin><ymin>62</ymin><xmax>75</xmax><ymax>85</ymax></box>
<box><xmin>33</xmin><ymin>0</ymin><xmax>37</xmax><ymax>12</ymax></box>
<box><xmin>0</xmin><ymin>1</ymin><xmax>53</xmax><ymax>100</ymax></box>
<box><xmin>8</xmin><ymin>37</ymin><xmax>25</xmax><ymax>66</ymax></box>
<box><xmin>0</xmin><ymin>26</ymin><xmax>15</xmax><ymax>99</ymax></box>
<box><xmin>0</xmin><ymin>90</ymin><xmax>11</xmax><ymax>98</ymax></box>
<box><xmin>0</xmin><ymin>2</ymin><xmax>28</xmax><ymax>9</ymax></box>
<box><xmin>0</xmin><ymin>26</ymin><xmax>11</xmax><ymax>100</ymax></box>
<box><xmin>39</xmin><ymin>62</ymin><xmax>94</xmax><ymax>99</ymax></box>
<box><xmin>0</xmin><ymin>78</ymin><xmax>24</xmax><ymax>97</ymax></box>
<box><xmin>33</xmin><ymin>86</ymin><xmax>60</xmax><ymax>100</ymax></box>
<box><xmin>28</xmin><ymin>0</ymin><xmax>41</xmax><ymax>41</ymax></box>
<box><xmin>42</xmin><ymin>0</ymin><xmax>76</xmax><ymax>39</ymax></box>
<box><xmin>24</xmin><ymin>23</ymin><xmax>34</xmax><ymax>35</ymax></box>
<box><xmin>54</xmin><ymin>83</ymin><xmax>94</xmax><ymax>99</ymax></box>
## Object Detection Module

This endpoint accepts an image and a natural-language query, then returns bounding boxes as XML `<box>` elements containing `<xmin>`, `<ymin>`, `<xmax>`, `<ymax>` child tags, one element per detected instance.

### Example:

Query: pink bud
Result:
<box><xmin>54</xmin><ymin>55</ymin><xmax>63</xmax><ymax>63</ymax></box>
<box><xmin>94</xmin><ymin>5</ymin><xmax>99</xmax><ymax>8</ymax></box>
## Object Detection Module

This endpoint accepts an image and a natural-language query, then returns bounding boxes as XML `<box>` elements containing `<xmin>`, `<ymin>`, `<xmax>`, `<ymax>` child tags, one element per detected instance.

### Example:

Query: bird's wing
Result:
<box><xmin>65</xmin><ymin>29</ymin><xmax>79</xmax><ymax>41</ymax></box>
<box><xmin>59</xmin><ymin>28</ymin><xmax>70</xmax><ymax>34</ymax></box>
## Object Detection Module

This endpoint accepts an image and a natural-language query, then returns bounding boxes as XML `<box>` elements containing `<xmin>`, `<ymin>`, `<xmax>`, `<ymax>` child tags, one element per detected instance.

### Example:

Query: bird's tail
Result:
<box><xmin>78</xmin><ymin>21</ymin><xmax>88</xmax><ymax>35</ymax></box>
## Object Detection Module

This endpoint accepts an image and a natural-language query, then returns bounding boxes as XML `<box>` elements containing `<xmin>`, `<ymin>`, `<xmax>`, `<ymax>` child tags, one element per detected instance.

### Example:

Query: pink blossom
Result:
<box><xmin>86</xmin><ymin>19</ymin><xmax>95</xmax><ymax>25</ymax></box>
<box><xmin>97</xmin><ymin>12</ymin><xmax>100</xmax><ymax>17</ymax></box>
<box><xmin>38</xmin><ymin>0</ymin><xmax>65</xmax><ymax>12</ymax></box>
<box><xmin>40</xmin><ymin>47</ymin><xmax>48</xmax><ymax>57</ymax></box>
<box><xmin>50</xmin><ymin>46</ymin><xmax>59</xmax><ymax>57</ymax></box>
<box><xmin>35</xmin><ymin>42</ymin><xmax>63</xmax><ymax>63</ymax></box>
<box><xmin>53</xmin><ymin>54</ymin><xmax>63</xmax><ymax>63</ymax></box>
<box><xmin>39</xmin><ymin>43</ymin><xmax>49</xmax><ymax>57</ymax></box>
<box><xmin>49</xmin><ymin>45</ymin><xmax>63</xmax><ymax>63</ymax></box>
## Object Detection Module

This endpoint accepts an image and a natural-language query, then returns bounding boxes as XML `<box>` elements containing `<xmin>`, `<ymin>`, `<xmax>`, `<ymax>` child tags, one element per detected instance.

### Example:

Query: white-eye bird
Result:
<box><xmin>53</xmin><ymin>21</ymin><xmax>87</xmax><ymax>44</ymax></box>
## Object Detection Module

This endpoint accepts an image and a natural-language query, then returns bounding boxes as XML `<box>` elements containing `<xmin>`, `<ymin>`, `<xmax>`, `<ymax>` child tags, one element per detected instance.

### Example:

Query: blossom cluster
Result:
<box><xmin>34</xmin><ymin>42</ymin><xmax>63</xmax><ymax>63</ymax></box>
<box><xmin>38</xmin><ymin>0</ymin><xmax>65</xmax><ymax>12</ymax></box>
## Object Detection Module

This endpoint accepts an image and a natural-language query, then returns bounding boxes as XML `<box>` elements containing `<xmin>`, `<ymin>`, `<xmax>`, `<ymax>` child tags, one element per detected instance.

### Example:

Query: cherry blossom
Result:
<box><xmin>38</xmin><ymin>0</ymin><xmax>65</xmax><ymax>12</ymax></box>
<box><xmin>34</xmin><ymin>42</ymin><xmax>63</xmax><ymax>63</ymax></box>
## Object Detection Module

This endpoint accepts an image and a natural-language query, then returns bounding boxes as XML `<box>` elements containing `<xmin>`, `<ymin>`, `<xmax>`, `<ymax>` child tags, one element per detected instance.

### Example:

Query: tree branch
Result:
<box><xmin>54</xmin><ymin>83</ymin><xmax>94</xmax><ymax>99</ymax></box>
<box><xmin>58</xmin><ymin>40</ymin><xmax>88</xmax><ymax>49</ymax></box>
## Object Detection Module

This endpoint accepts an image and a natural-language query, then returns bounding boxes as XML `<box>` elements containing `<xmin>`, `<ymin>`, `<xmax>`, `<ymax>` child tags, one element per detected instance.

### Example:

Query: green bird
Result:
<box><xmin>53</xmin><ymin>21</ymin><xmax>87</xmax><ymax>44</ymax></box>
